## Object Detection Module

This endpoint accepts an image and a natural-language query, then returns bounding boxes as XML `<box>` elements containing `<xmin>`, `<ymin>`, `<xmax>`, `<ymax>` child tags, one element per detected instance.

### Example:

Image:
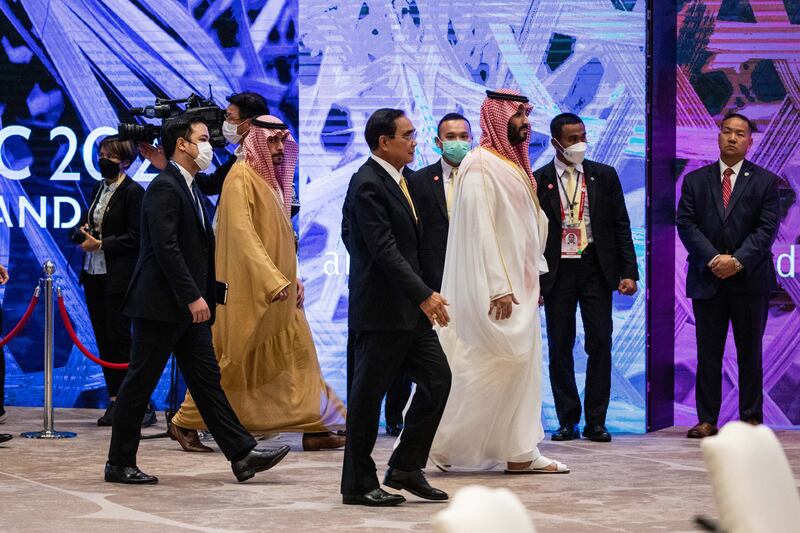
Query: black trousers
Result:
<box><xmin>341</xmin><ymin>318</ymin><xmax>451</xmax><ymax>495</ymax></box>
<box><xmin>347</xmin><ymin>328</ymin><xmax>412</xmax><ymax>428</ymax></box>
<box><xmin>83</xmin><ymin>273</ymin><xmax>130</xmax><ymax>397</ymax></box>
<box><xmin>108</xmin><ymin>318</ymin><xmax>256</xmax><ymax>467</ymax></box>
<box><xmin>545</xmin><ymin>246</ymin><xmax>613</xmax><ymax>427</ymax></box>
<box><xmin>692</xmin><ymin>287</ymin><xmax>768</xmax><ymax>425</ymax></box>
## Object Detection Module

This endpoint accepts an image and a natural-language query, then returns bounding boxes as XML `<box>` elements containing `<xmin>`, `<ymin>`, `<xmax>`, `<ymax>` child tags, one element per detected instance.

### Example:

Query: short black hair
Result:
<box><xmin>161</xmin><ymin>116</ymin><xmax>207</xmax><ymax>159</ymax></box>
<box><xmin>227</xmin><ymin>92</ymin><xmax>269</xmax><ymax>119</ymax></box>
<box><xmin>721</xmin><ymin>112</ymin><xmax>757</xmax><ymax>134</ymax></box>
<box><xmin>437</xmin><ymin>112</ymin><xmax>471</xmax><ymax>137</ymax></box>
<box><xmin>550</xmin><ymin>112</ymin><xmax>584</xmax><ymax>139</ymax></box>
<box><xmin>365</xmin><ymin>108</ymin><xmax>406</xmax><ymax>151</ymax></box>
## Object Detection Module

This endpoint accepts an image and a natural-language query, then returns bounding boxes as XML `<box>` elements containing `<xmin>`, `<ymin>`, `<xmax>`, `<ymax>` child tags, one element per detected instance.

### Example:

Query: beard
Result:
<box><xmin>271</xmin><ymin>153</ymin><xmax>284</xmax><ymax>166</ymax></box>
<box><xmin>507</xmin><ymin>123</ymin><xmax>528</xmax><ymax>146</ymax></box>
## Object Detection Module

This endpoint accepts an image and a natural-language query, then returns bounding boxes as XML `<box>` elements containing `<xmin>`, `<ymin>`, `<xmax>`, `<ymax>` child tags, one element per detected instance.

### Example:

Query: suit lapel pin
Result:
<box><xmin>744</xmin><ymin>171</ymin><xmax>750</xmax><ymax>177</ymax></box>
<box><xmin>590</xmin><ymin>176</ymin><xmax>595</xmax><ymax>181</ymax></box>
<box><xmin>433</xmin><ymin>175</ymin><xmax>440</xmax><ymax>181</ymax></box>
<box><xmin>547</xmin><ymin>183</ymin><xmax>554</xmax><ymax>190</ymax></box>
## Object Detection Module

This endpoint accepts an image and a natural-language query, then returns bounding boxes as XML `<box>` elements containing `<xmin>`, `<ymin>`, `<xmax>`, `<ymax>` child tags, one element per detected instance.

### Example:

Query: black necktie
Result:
<box><xmin>190</xmin><ymin>181</ymin><xmax>206</xmax><ymax>229</ymax></box>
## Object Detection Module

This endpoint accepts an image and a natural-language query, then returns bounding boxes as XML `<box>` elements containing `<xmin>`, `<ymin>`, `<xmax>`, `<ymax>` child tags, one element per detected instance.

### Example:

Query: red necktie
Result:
<box><xmin>722</xmin><ymin>168</ymin><xmax>733</xmax><ymax>208</ymax></box>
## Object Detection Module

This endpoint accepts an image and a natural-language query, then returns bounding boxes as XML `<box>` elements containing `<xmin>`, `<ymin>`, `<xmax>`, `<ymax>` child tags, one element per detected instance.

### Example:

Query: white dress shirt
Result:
<box><xmin>173</xmin><ymin>161</ymin><xmax>205</xmax><ymax>229</ymax></box>
<box><xmin>718</xmin><ymin>159</ymin><xmax>744</xmax><ymax>190</ymax></box>
<box><xmin>370</xmin><ymin>153</ymin><xmax>405</xmax><ymax>185</ymax></box>
<box><xmin>553</xmin><ymin>157</ymin><xmax>593</xmax><ymax>243</ymax></box>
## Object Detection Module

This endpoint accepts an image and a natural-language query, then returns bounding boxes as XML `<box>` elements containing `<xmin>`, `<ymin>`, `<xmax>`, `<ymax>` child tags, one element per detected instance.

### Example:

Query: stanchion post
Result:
<box><xmin>22</xmin><ymin>261</ymin><xmax>76</xmax><ymax>439</ymax></box>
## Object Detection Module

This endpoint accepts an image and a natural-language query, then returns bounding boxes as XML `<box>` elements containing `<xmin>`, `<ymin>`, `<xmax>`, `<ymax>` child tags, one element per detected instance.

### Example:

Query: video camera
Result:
<box><xmin>117</xmin><ymin>92</ymin><xmax>226</xmax><ymax>148</ymax></box>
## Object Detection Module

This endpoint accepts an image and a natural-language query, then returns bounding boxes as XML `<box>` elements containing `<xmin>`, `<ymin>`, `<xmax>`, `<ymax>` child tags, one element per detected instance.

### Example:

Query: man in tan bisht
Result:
<box><xmin>170</xmin><ymin>116</ymin><xmax>346</xmax><ymax>452</ymax></box>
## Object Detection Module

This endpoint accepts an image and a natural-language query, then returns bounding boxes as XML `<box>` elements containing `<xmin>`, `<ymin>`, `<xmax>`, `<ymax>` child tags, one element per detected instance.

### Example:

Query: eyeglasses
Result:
<box><xmin>387</xmin><ymin>131</ymin><xmax>417</xmax><ymax>141</ymax></box>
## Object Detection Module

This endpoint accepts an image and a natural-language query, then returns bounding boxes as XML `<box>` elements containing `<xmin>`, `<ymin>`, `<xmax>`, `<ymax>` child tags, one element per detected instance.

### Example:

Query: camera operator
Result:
<box><xmin>75</xmin><ymin>136</ymin><xmax>155</xmax><ymax>427</ymax></box>
<box><xmin>1</xmin><ymin>263</ymin><xmax>10</xmax><ymax>441</ymax></box>
<box><xmin>137</xmin><ymin>92</ymin><xmax>269</xmax><ymax>197</ymax></box>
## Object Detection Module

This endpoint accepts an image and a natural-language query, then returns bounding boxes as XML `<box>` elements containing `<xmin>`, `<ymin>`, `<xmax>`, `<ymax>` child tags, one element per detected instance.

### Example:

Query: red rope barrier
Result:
<box><xmin>57</xmin><ymin>293</ymin><xmax>129</xmax><ymax>370</ymax></box>
<box><xmin>0</xmin><ymin>288</ymin><xmax>40</xmax><ymax>348</ymax></box>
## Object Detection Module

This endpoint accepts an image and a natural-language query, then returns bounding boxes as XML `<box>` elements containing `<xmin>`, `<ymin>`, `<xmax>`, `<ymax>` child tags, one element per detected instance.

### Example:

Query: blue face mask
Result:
<box><xmin>438</xmin><ymin>139</ymin><xmax>471</xmax><ymax>164</ymax></box>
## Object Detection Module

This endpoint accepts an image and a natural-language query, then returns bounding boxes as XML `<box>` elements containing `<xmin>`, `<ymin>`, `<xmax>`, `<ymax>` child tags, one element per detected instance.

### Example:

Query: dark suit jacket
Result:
<box><xmin>79</xmin><ymin>176</ymin><xmax>144</xmax><ymax>294</ymax></box>
<box><xmin>122</xmin><ymin>163</ymin><xmax>217</xmax><ymax>323</ymax></box>
<box><xmin>408</xmin><ymin>160</ymin><xmax>448</xmax><ymax>292</ymax></box>
<box><xmin>195</xmin><ymin>154</ymin><xmax>236</xmax><ymax>196</ymax></box>
<box><xmin>677</xmin><ymin>160</ymin><xmax>780</xmax><ymax>299</ymax></box>
<box><xmin>534</xmin><ymin>158</ymin><xmax>639</xmax><ymax>296</ymax></box>
<box><xmin>342</xmin><ymin>158</ymin><xmax>432</xmax><ymax>331</ymax></box>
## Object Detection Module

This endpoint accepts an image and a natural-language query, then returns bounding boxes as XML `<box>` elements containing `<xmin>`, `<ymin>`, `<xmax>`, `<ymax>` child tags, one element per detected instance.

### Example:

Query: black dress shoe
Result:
<box><xmin>383</xmin><ymin>467</ymin><xmax>448</xmax><ymax>501</ymax></box>
<box><xmin>141</xmin><ymin>403</ymin><xmax>157</xmax><ymax>427</ymax></box>
<box><xmin>97</xmin><ymin>401</ymin><xmax>115</xmax><ymax>426</ymax></box>
<box><xmin>231</xmin><ymin>445</ymin><xmax>290</xmax><ymax>482</ymax></box>
<box><xmin>385</xmin><ymin>424</ymin><xmax>403</xmax><ymax>437</ymax></box>
<box><xmin>343</xmin><ymin>487</ymin><xmax>406</xmax><ymax>506</ymax></box>
<box><xmin>0</xmin><ymin>433</ymin><xmax>13</xmax><ymax>444</ymax></box>
<box><xmin>104</xmin><ymin>463</ymin><xmax>159</xmax><ymax>484</ymax></box>
<box><xmin>583</xmin><ymin>424</ymin><xmax>612</xmax><ymax>442</ymax></box>
<box><xmin>551</xmin><ymin>424</ymin><xmax>580</xmax><ymax>441</ymax></box>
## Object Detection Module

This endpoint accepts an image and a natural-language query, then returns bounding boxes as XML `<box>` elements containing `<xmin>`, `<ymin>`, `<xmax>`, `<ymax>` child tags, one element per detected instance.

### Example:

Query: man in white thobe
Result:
<box><xmin>429</xmin><ymin>89</ymin><xmax>569</xmax><ymax>474</ymax></box>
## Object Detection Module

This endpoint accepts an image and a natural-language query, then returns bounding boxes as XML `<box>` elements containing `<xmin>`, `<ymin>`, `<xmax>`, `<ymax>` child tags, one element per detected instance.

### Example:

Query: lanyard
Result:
<box><xmin>557</xmin><ymin>170</ymin><xmax>586</xmax><ymax>224</ymax></box>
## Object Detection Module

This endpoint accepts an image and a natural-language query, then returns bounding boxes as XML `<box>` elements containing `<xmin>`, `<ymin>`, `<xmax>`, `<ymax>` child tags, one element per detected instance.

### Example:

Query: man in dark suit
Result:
<box><xmin>105</xmin><ymin>116</ymin><xmax>290</xmax><ymax>485</ymax></box>
<box><xmin>343</xmin><ymin>201</ymin><xmax>412</xmax><ymax>438</ymax></box>
<box><xmin>408</xmin><ymin>112</ymin><xmax>472</xmax><ymax>293</ymax></box>
<box><xmin>340</xmin><ymin>108</ymin><xmax>452</xmax><ymax>507</ymax></box>
<box><xmin>677</xmin><ymin>112</ymin><xmax>780</xmax><ymax>439</ymax></box>
<box><xmin>534</xmin><ymin>113</ymin><xmax>638</xmax><ymax>443</ymax></box>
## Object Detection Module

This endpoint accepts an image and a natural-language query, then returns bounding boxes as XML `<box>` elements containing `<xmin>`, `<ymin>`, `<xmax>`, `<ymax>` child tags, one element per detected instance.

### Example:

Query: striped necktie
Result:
<box><xmin>722</xmin><ymin>167</ymin><xmax>733</xmax><ymax>208</ymax></box>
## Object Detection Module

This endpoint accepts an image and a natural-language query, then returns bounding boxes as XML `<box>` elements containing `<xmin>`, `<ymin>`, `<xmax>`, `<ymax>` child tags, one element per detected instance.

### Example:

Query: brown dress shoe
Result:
<box><xmin>169</xmin><ymin>422</ymin><xmax>214</xmax><ymax>452</ymax></box>
<box><xmin>687</xmin><ymin>422</ymin><xmax>718</xmax><ymax>439</ymax></box>
<box><xmin>302</xmin><ymin>432</ymin><xmax>346</xmax><ymax>451</ymax></box>
<box><xmin>744</xmin><ymin>418</ymin><xmax>761</xmax><ymax>426</ymax></box>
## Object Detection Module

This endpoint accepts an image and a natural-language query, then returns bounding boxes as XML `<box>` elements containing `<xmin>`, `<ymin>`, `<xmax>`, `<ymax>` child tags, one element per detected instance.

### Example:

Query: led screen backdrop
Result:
<box><xmin>298</xmin><ymin>0</ymin><xmax>647</xmax><ymax>432</ymax></box>
<box><xmin>674</xmin><ymin>0</ymin><xmax>800</xmax><ymax>427</ymax></box>
<box><xmin>1</xmin><ymin>0</ymin><xmax>646</xmax><ymax>432</ymax></box>
<box><xmin>0</xmin><ymin>0</ymin><xmax>298</xmax><ymax>409</ymax></box>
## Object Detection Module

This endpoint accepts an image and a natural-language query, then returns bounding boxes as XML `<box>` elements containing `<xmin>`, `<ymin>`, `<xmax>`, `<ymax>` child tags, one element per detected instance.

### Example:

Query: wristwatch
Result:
<box><xmin>732</xmin><ymin>256</ymin><xmax>743</xmax><ymax>272</ymax></box>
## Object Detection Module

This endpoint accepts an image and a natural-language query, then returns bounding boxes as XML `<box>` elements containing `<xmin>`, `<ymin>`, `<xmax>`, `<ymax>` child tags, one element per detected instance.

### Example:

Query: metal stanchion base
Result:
<box><xmin>21</xmin><ymin>430</ymin><xmax>77</xmax><ymax>439</ymax></box>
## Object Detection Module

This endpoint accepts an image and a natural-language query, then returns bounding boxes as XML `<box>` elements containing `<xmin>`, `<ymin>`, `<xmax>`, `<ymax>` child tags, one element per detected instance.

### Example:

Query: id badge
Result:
<box><xmin>561</xmin><ymin>227</ymin><xmax>581</xmax><ymax>259</ymax></box>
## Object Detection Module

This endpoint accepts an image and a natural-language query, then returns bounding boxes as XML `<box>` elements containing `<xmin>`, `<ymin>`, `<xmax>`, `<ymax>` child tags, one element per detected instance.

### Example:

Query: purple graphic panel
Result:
<box><xmin>674</xmin><ymin>1</ymin><xmax>800</xmax><ymax>427</ymax></box>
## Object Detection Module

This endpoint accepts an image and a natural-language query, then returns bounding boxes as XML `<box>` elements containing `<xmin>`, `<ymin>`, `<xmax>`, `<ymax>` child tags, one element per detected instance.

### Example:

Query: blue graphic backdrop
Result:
<box><xmin>0</xmin><ymin>0</ymin><xmax>298</xmax><ymax>409</ymax></box>
<box><xmin>298</xmin><ymin>0</ymin><xmax>647</xmax><ymax>432</ymax></box>
<box><xmin>2</xmin><ymin>0</ymin><xmax>647</xmax><ymax>433</ymax></box>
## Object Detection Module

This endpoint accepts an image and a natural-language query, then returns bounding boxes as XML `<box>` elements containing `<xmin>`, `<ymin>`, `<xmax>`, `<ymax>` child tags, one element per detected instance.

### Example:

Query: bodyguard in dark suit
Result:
<box><xmin>341</xmin><ymin>108</ymin><xmax>451</xmax><ymax>507</ymax></box>
<box><xmin>534</xmin><ymin>113</ymin><xmax>638</xmax><ymax>443</ymax></box>
<box><xmin>408</xmin><ymin>113</ymin><xmax>472</xmax><ymax>293</ymax></box>
<box><xmin>677</xmin><ymin>113</ymin><xmax>780</xmax><ymax>439</ymax></box>
<box><xmin>106</xmin><ymin>117</ymin><xmax>289</xmax><ymax>485</ymax></box>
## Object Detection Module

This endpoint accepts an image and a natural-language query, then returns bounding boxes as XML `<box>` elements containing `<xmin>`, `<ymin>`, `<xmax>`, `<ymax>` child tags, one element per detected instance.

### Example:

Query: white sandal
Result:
<box><xmin>504</xmin><ymin>455</ymin><xmax>570</xmax><ymax>474</ymax></box>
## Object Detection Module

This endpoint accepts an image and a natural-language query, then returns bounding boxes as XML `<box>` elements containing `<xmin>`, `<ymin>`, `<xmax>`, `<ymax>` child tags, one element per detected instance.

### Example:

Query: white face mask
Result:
<box><xmin>222</xmin><ymin>120</ymin><xmax>242</xmax><ymax>145</ymax></box>
<box><xmin>554</xmin><ymin>139</ymin><xmax>587</xmax><ymax>165</ymax></box>
<box><xmin>193</xmin><ymin>141</ymin><xmax>213</xmax><ymax>171</ymax></box>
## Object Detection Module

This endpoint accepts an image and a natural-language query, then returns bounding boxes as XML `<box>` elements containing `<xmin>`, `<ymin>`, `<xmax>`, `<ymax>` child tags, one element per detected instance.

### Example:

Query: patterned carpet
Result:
<box><xmin>1</xmin><ymin>407</ymin><xmax>798</xmax><ymax>532</ymax></box>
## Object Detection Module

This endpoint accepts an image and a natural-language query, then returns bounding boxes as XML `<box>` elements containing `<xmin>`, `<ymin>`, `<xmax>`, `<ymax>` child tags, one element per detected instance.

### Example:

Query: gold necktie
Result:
<box><xmin>565</xmin><ymin>167</ymin><xmax>587</xmax><ymax>250</ymax></box>
<box><xmin>446</xmin><ymin>166</ymin><xmax>458</xmax><ymax>217</ymax></box>
<box><xmin>399</xmin><ymin>176</ymin><xmax>418</xmax><ymax>222</ymax></box>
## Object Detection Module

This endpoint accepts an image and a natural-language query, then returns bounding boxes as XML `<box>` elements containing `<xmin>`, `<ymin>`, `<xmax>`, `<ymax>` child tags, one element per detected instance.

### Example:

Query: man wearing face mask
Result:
<box><xmin>409</xmin><ymin>113</ymin><xmax>472</xmax><ymax>293</ymax></box>
<box><xmin>533</xmin><ymin>112</ymin><xmax>638</xmax><ymax>443</ymax></box>
<box><xmin>106</xmin><ymin>117</ymin><xmax>290</xmax><ymax>485</ymax></box>
<box><xmin>138</xmin><ymin>92</ymin><xmax>269</xmax><ymax>197</ymax></box>
<box><xmin>170</xmin><ymin>116</ymin><xmax>346</xmax><ymax>452</ymax></box>
<box><xmin>76</xmin><ymin>136</ymin><xmax>157</xmax><ymax>427</ymax></box>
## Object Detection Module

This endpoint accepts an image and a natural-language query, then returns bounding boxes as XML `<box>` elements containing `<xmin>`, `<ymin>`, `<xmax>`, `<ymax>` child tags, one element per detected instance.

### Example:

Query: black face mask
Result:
<box><xmin>98</xmin><ymin>158</ymin><xmax>120</xmax><ymax>180</ymax></box>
